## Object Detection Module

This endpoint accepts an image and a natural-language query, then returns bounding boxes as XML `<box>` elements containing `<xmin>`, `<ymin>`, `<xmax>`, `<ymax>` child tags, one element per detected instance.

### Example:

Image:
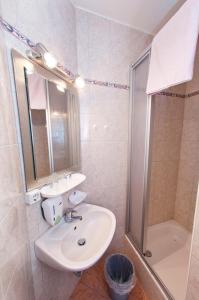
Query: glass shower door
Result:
<box><xmin>127</xmin><ymin>50</ymin><xmax>151</xmax><ymax>252</ymax></box>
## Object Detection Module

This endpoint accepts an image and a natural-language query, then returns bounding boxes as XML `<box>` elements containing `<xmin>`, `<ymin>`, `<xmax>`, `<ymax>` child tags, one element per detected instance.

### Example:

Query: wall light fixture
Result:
<box><xmin>75</xmin><ymin>75</ymin><xmax>85</xmax><ymax>88</ymax></box>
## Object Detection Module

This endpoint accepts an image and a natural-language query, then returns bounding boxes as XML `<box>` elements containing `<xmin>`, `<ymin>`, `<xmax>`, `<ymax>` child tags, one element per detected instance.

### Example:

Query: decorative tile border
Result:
<box><xmin>157</xmin><ymin>90</ymin><xmax>199</xmax><ymax>99</ymax></box>
<box><xmin>56</xmin><ymin>63</ymin><xmax>75</xmax><ymax>81</ymax></box>
<box><xmin>0</xmin><ymin>17</ymin><xmax>36</xmax><ymax>48</ymax></box>
<box><xmin>1</xmin><ymin>17</ymin><xmax>199</xmax><ymax>95</ymax></box>
<box><xmin>0</xmin><ymin>17</ymin><xmax>76</xmax><ymax>81</ymax></box>
<box><xmin>0</xmin><ymin>16</ymin><xmax>129</xmax><ymax>90</ymax></box>
<box><xmin>186</xmin><ymin>90</ymin><xmax>199</xmax><ymax>98</ymax></box>
<box><xmin>85</xmin><ymin>78</ymin><xmax>129</xmax><ymax>90</ymax></box>
<box><xmin>157</xmin><ymin>91</ymin><xmax>186</xmax><ymax>98</ymax></box>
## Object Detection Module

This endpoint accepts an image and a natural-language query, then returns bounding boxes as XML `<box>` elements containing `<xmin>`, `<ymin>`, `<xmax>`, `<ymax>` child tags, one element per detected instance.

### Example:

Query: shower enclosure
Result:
<box><xmin>127</xmin><ymin>48</ymin><xmax>199</xmax><ymax>300</ymax></box>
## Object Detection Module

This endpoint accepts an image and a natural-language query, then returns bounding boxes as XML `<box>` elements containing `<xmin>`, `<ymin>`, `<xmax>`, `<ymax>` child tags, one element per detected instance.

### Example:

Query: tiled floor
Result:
<box><xmin>70</xmin><ymin>255</ymin><xmax>149</xmax><ymax>300</ymax></box>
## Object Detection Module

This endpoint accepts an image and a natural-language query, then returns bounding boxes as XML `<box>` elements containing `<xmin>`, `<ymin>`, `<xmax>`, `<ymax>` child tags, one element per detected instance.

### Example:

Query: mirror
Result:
<box><xmin>12</xmin><ymin>50</ymin><xmax>80</xmax><ymax>190</ymax></box>
<box><xmin>25</xmin><ymin>71</ymin><xmax>51</xmax><ymax>179</ymax></box>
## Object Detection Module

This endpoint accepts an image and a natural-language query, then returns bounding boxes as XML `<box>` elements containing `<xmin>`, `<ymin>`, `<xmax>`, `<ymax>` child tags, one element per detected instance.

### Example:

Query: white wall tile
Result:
<box><xmin>76</xmin><ymin>8</ymin><xmax>151</xmax><ymax>247</ymax></box>
<box><xmin>0</xmin><ymin>0</ymin><xmax>79</xmax><ymax>299</ymax></box>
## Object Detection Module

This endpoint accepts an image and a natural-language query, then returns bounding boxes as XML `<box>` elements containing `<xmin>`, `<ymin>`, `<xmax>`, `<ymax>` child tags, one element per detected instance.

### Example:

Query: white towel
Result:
<box><xmin>28</xmin><ymin>72</ymin><xmax>47</xmax><ymax>109</ymax></box>
<box><xmin>146</xmin><ymin>0</ymin><xmax>199</xmax><ymax>95</ymax></box>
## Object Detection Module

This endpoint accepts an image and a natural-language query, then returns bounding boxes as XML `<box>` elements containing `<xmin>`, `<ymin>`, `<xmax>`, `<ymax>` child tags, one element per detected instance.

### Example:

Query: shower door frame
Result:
<box><xmin>126</xmin><ymin>47</ymin><xmax>152</xmax><ymax>254</ymax></box>
<box><xmin>126</xmin><ymin>48</ymin><xmax>174</xmax><ymax>300</ymax></box>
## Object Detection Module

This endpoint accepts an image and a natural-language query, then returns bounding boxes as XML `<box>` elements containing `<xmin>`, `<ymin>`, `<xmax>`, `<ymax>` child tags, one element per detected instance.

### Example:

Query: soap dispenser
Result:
<box><xmin>42</xmin><ymin>196</ymin><xmax>63</xmax><ymax>226</ymax></box>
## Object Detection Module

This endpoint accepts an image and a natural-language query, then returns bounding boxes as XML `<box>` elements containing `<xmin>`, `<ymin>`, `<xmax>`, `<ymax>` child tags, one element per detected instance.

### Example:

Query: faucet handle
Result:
<box><xmin>64</xmin><ymin>172</ymin><xmax>72</xmax><ymax>179</ymax></box>
<box><xmin>65</xmin><ymin>208</ymin><xmax>76</xmax><ymax>214</ymax></box>
<box><xmin>64</xmin><ymin>208</ymin><xmax>80</xmax><ymax>222</ymax></box>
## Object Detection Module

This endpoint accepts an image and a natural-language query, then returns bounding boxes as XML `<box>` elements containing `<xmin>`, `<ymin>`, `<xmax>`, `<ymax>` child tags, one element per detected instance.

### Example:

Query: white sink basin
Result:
<box><xmin>40</xmin><ymin>173</ymin><xmax>86</xmax><ymax>198</ymax></box>
<box><xmin>35</xmin><ymin>204</ymin><xmax>116</xmax><ymax>272</ymax></box>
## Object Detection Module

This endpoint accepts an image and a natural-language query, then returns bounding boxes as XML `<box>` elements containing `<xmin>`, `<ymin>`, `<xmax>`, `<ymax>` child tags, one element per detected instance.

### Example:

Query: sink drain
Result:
<box><xmin>78</xmin><ymin>238</ymin><xmax>86</xmax><ymax>246</ymax></box>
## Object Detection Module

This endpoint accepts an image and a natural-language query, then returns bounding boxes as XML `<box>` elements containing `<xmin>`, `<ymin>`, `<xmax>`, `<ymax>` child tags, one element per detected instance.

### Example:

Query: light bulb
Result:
<box><xmin>56</xmin><ymin>84</ymin><xmax>65</xmax><ymax>93</ymax></box>
<box><xmin>75</xmin><ymin>76</ymin><xmax>85</xmax><ymax>88</ymax></box>
<box><xmin>43</xmin><ymin>52</ymin><xmax>57</xmax><ymax>69</ymax></box>
<box><xmin>26</xmin><ymin>63</ymin><xmax>34</xmax><ymax>75</ymax></box>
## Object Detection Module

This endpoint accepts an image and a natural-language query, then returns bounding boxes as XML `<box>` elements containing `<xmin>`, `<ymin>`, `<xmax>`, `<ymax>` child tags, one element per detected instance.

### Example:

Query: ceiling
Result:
<box><xmin>71</xmin><ymin>0</ymin><xmax>186</xmax><ymax>34</ymax></box>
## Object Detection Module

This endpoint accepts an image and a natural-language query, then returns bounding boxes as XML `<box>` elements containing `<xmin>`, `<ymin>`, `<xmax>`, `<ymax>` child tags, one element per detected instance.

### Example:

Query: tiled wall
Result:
<box><xmin>76</xmin><ymin>8</ymin><xmax>152</xmax><ymax>246</ymax></box>
<box><xmin>174</xmin><ymin>96</ymin><xmax>199</xmax><ymax>231</ymax></box>
<box><xmin>0</xmin><ymin>0</ymin><xmax>77</xmax><ymax>74</ymax></box>
<box><xmin>0</xmin><ymin>14</ymin><xmax>34</xmax><ymax>300</ymax></box>
<box><xmin>0</xmin><ymin>0</ymin><xmax>79</xmax><ymax>299</ymax></box>
<box><xmin>174</xmin><ymin>47</ymin><xmax>199</xmax><ymax>231</ymax></box>
<box><xmin>148</xmin><ymin>85</ymin><xmax>185</xmax><ymax>226</ymax></box>
<box><xmin>186</xmin><ymin>188</ymin><xmax>199</xmax><ymax>300</ymax></box>
<box><xmin>179</xmin><ymin>45</ymin><xmax>199</xmax><ymax>300</ymax></box>
<box><xmin>148</xmin><ymin>78</ymin><xmax>199</xmax><ymax>232</ymax></box>
<box><xmin>186</xmin><ymin>50</ymin><xmax>199</xmax><ymax>293</ymax></box>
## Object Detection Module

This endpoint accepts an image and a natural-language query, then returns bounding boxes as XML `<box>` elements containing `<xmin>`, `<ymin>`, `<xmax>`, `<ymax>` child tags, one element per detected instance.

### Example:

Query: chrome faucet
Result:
<box><xmin>64</xmin><ymin>172</ymin><xmax>72</xmax><ymax>179</ymax></box>
<box><xmin>64</xmin><ymin>208</ymin><xmax>82</xmax><ymax>223</ymax></box>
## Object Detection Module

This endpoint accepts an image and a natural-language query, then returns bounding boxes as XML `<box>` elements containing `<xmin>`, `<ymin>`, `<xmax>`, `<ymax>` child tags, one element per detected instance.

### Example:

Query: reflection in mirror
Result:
<box><xmin>48</xmin><ymin>81</ymin><xmax>69</xmax><ymax>172</ymax></box>
<box><xmin>25</xmin><ymin>71</ymin><xmax>51</xmax><ymax>179</ymax></box>
<box><xmin>12</xmin><ymin>50</ymin><xmax>80</xmax><ymax>190</ymax></box>
<box><xmin>48</xmin><ymin>81</ymin><xmax>80</xmax><ymax>173</ymax></box>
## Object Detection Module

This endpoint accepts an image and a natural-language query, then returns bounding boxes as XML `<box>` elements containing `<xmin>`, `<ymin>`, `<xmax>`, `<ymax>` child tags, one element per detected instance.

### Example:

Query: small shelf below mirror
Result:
<box><xmin>40</xmin><ymin>173</ymin><xmax>86</xmax><ymax>198</ymax></box>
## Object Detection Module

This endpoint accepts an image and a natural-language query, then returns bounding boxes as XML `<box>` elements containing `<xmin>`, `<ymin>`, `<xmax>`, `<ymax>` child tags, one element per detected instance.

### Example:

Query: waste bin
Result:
<box><xmin>104</xmin><ymin>254</ymin><xmax>136</xmax><ymax>300</ymax></box>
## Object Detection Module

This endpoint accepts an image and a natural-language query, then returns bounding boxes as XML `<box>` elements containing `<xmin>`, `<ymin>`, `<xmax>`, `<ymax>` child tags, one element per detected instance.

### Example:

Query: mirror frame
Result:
<box><xmin>11</xmin><ymin>49</ymin><xmax>81</xmax><ymax>191</ymax></box>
